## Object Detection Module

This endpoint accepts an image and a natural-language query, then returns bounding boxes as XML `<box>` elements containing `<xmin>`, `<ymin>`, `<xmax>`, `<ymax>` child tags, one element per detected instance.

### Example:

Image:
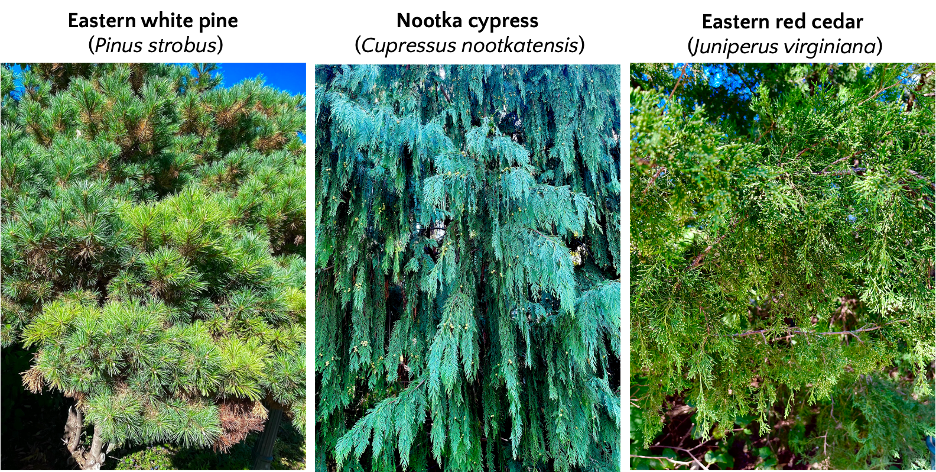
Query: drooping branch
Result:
<box><xmin>630</xmin><ymin>454</ymin><xmax>694</xmax><ymax>468</ymax></box>
<box><xmin>649</xmin><ymin>444</ymin><xmax>709</xmax><ymax>470</ymax></box>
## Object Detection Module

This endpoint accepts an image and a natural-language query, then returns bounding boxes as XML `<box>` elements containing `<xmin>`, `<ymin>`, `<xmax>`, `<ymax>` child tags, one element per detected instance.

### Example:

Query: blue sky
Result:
<box><xmin>666</xmin><ymin>63</ymin><xmax>902</xmax><ymax>105</ymax></box>
<box><xmin>215</xmin><ymin>63</ymin><xmax>306</xmax><ymax>96</ymax></box>
<box><xmin>214</xmin><ymin>64</ymin><xmax>307</xmax><ymax>143</ymax></box>
<box><xmin>8</xmin><ymin>63</ymin><xmax>306</xmax><ymax>141</ymax></box>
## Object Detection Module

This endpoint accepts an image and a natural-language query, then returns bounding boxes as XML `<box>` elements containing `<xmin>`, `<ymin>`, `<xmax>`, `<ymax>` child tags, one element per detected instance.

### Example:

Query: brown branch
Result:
<box><xmin>725</xmin><ymin>319</ymin><xmax>908</xmax><ymax>340</ymax></box>
<box><xmin>857</xmin><ymin>82</ymin><xmax>901</xmax><ymax>108</ymax></box>
<box><xmin>813</xmin><ymin>150</ymin><xmax>865</xmax><ymax>175</ymax></box>
<box><xmin>643</xmin><ymin>166</ymin><xmax>666</xmax><ymax>194</ymax></box>
<box><xmin>817</xmin><ymin>150</ymin><xmax>863</xmax><ymax>175</ymax></box>
<box><xmin>753</xmin><ymin>121</ymin><xmax>775</xmax><ymax>145</ymax></box>
<box><xmin>649</xmin><ymin>445</ymin><xmax>710</xmax><ymax>470</ymax></box>
<box><xmin>668</xmin><ymin>64</ymin><xmax>689</xmax><ymax>103</ymax></box>
<box><xmin>795</xmin><ymin>137</ymin><xmax>828</xmax><ymax>158</ymax></box>
<box><xmin>672</xmin><ymin>218</ymin><xmax>743</xmax><ymax>292</ymax></box>
<box><xmin>689</xmin><ymin>218</ymin><xmax>743</xmax><ymax>270</ymax></box>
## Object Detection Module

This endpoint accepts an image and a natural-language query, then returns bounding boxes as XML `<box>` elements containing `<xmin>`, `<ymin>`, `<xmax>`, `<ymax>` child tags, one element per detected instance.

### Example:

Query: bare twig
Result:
<box><xmin>643</xmin><ymin>166</ymin><xmax>666</xmax><ymax>194</ymax></box>
<box><xmin>795</xmin><ymin>137</ymin><xmax>829</xmax><ymax>159</ymax></box>
<box><xmin>689</xmin><ymin>218</ymin><xmax>743</xmax><ymax>271</ymax></box>
<box><xmin>857</xmin><ymin>82</ymin><xmax>902</xmax><ymax>108</ymax></box>
<box><xmin>753</xmin><ymin>117</ymin><xmax>776</xmax><ymax>145</ymax></box>
<box><xmin>649</xmin><ymin>445</ymin><xmax>710</xmax><ymax>470</ymax></box>
<box><xmin>725</xmin><ymin>319</ymin><xmax>908</xmax><ymax>341</ymax></box>
<box><xmin>817</xmin><ymin>150</ymin><xmax>863</xmax><ymax>175</ymax></box>
<box><xmin>631</xmin><ymin>455</ymin><xmax>694</xmax><ymax>467</ymax></box>
<box><xmin>668</xmin><ymin>64</ymin><xmax>689</xmax><ymax>103</ymax></box>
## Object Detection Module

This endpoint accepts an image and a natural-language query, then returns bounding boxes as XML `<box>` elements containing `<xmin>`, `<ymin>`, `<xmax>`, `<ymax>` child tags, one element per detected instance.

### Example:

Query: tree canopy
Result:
<box><xmin>315</xmin><ymin>64</ymin><xmax>621</xmax><ymax>471</ymax></box>
<box><xmin>630</xmin><ymin>63</ymin><xmax>935</xmax><ymax>469</ymax></box>
<box><xmin>1</xmin><ymin>63</ymin><xmax>306</xmax><ymax>469</ymax></box>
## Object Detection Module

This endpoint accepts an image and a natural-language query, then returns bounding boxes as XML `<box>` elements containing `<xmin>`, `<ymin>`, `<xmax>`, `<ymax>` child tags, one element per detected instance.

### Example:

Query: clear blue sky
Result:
<box><xmin>12</xmin><ymin>62</ymin><xmax>306</xmax><ymax>142</ymax></box>
<box><xmin>175</xmin><ymin>62</ymin><xmax>306</xmax><ymax>95</ymax></box>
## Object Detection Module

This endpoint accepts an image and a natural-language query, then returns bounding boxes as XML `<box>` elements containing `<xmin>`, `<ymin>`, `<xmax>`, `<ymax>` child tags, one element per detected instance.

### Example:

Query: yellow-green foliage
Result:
<box><xmin>631</xmin><ymin>63</ymin><xmax>935</xmax><ymax>469</ymax></box>
<box><xmin>1</xmin><ymin>63</ymin><xmax>306</xmax><ymax>449</ymax></box>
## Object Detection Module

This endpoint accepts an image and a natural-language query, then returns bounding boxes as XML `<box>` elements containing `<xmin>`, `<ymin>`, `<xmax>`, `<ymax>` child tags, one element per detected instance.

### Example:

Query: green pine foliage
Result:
<box><xmin>1</xmin><ymin>63</ymin><xmax>306</xmax><ymax>463</ymax></box>
<box><xmin>315</xmin><ymin>65</ymin><xmax>621</xmax><ymax>471</ymax></box>
<box><xmin>630</xmin><ymin>63</ymin><xmax>935</xmax><ymax>469</ymax></box>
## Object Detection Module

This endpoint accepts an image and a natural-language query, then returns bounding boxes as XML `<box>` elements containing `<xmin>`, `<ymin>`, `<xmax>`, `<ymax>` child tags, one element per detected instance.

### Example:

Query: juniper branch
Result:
<box><xmin>725</xmin><ymin>319</ymin><xmax>909</xmax><ymax>340</ymax></box>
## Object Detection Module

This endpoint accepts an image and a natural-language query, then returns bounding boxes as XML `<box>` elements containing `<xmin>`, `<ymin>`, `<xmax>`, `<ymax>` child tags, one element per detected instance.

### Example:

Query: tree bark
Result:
<box><xmin>63</xmin><ymin>406</ymin><xmax>107</xmax><ymax>470</ymax></box>
<box><xmin>250</xmin><ymin>405</ymin><xmax>283</xmax><ymax>470</ymax></box>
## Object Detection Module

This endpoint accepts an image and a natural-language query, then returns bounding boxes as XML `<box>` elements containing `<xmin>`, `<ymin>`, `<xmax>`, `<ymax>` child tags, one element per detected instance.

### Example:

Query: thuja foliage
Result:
<box><xmin>315</xmin><ymin>65</ymin><xmax>621</xmax><ymax>471</ymax></box>
<box><xmin>630</xmin><ymin>63</ymin><xmax>935</xmax><ymax>469</ymax></box>
<box><xmin>1</xmin><ymin>63</ymin><xmax>306</xmax><ymax>468</ymax></box>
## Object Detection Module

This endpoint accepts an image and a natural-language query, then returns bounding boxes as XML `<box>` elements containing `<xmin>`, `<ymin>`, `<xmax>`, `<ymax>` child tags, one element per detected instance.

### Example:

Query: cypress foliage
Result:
<box><xmin>630</xmin><ymin>63</ymin><xmax>935</xmax><ymax>469</ymax></box>
<box><xmin>1</xmin><ymin>63</ymin><xmax>306</xmax><ymax>469</ymax></box>
<box><xmin>315</xmin><ymin>65</ymin><xmax>621</xmax><ymax>471</ymax></box>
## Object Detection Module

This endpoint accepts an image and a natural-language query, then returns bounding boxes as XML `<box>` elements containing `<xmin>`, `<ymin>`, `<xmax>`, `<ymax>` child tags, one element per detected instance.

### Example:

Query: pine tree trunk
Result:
<box><xmin>250</xmin><ymin>405</ymin><xmax>283</xmax><ymax>470</ymax></box>
<box><xmin>63</xmin><ymin>406</ymin><xmax>107</xmax><ymax>470</ymax></box>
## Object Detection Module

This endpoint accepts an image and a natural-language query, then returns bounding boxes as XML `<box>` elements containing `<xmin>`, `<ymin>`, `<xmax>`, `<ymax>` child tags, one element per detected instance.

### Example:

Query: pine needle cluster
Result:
<box><xmin>1</xmin><ymin>63</ymin><xmax>306</xmax><ymax>462</ymax></box>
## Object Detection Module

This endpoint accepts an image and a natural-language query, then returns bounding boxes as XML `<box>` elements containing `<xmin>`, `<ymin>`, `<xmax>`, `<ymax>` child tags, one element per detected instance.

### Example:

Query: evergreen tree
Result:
<box><xmin>315</xmin><ymin>65</ymin><xmax>621</xmax><ymax>471</ymax></box>
<box><xmin>1</xmin><ymin>63</ymin><xmax>306</xmax><ymax>469</ymax></box>
<box><xmin>630</xmin><ymin>63</ymin><xmax>935</xmax><ymax>469</ymax></box>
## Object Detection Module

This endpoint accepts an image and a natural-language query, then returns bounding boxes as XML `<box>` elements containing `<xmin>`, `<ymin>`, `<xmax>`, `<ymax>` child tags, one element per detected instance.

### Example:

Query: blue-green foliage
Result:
<box><xmin>316</xmin><ymin>65</ymin><xmax>620</xmax><ymax>471</ymax></box>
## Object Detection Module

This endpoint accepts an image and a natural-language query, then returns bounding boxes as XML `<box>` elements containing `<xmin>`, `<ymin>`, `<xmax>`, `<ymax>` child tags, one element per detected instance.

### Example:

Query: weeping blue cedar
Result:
<box><xmin>316</xmin><ymin>65</ymin><xmax>621</xmax><ymax>471</ymax></box>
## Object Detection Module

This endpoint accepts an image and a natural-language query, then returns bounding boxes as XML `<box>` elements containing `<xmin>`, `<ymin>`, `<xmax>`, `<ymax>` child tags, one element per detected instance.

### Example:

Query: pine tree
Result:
<box><xmin>1</xmin><ymin>63</ymin><xmax>306</xmax><ymax>469</ymax></box>
<box><xmin>630</xmin><ymin>63</ymin><xmax>935</xmax><ymax>469</ymax></box>
<box><xmin>315</xmin><ymin>65</ymin><xmax>621</xmax><ymax>471</ymax></box>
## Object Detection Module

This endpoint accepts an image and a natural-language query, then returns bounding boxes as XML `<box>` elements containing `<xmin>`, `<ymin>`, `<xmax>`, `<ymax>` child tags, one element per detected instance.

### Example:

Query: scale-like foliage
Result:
<box><xmin>630</xmin><ymin>63</ymin><xmax>935</xmax><ymax>469</ymax></box>
<box><xmin>316</xmin><ymin>65</ymin><xmax>620</xmax><ymax>471</ymax></box>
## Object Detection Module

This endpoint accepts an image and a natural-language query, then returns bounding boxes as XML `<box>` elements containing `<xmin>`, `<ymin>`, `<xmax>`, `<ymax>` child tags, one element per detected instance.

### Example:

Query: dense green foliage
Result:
<box><xmin>1</xmin><ymin>63</ymin><xmax>306</xmax><ymax>462</ymax></box>
<box><xmin>630</xmin><ymin>63</ymin><xmax>935</xmax><ymax>469</ymax></box>
<box><xmin>315</xmin><ymin>65</ymin><xmax>621</xmax><ymax>471</ymax></box>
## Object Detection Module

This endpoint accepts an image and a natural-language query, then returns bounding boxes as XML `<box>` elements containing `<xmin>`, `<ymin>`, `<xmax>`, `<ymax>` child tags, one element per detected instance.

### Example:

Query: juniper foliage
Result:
<box><xmin>630</xmin><ymin>63</ymin><xmax>935</xmax><ymax>469</ymax></box>
<box><xmin>1</xmin><ymin>63</ymin><xmax>306</xmax><ymax>469</ymax></box>
<box><xmin>315</xmin><ymin>65</ymin><xmax>621</xmax><ymax>471</ymax></box>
